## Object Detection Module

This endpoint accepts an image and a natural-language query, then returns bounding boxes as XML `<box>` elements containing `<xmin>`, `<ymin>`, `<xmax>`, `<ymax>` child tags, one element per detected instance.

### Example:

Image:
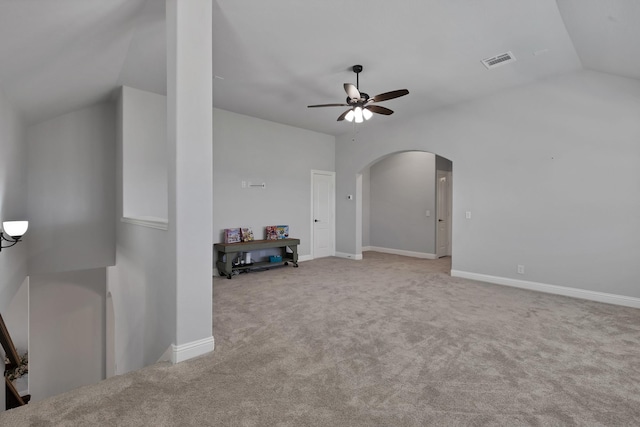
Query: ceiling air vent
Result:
<box><xmin>481</xmin><ymin>51</ymin><xmax>516</xmax><ymax>69</ymax></box>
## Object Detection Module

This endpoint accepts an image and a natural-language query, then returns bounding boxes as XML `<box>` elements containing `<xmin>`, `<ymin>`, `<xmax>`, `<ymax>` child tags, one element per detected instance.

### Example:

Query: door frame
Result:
<box><xmin>310</xmin><ymin>170</ymin><xmax>336</xmax><ymax>259</ymax></box>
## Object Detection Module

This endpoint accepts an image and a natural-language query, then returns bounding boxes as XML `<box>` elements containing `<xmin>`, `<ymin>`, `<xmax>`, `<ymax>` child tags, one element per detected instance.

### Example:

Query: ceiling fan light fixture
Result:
<box><xmin>362</xmin><ymin>108</ymin><xmax>373</xmax><ymax>120</ymax></box>
<box><xmin>345</xmin><ymin>109</ymin><xmax>355</xmax><ymax>122</ymax></box>
<box><xmin>354</xmin><ymin>107</ymin><xmax>364</xmax><ymax>123</ymax></box>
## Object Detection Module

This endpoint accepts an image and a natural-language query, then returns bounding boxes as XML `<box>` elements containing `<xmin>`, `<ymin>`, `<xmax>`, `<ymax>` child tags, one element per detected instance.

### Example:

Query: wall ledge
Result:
<box><xmin>121</xmin><ymin>216</ymin><xmax>168</xmax><ymax>230</ymax></box>
<box><xmin>451</xmin><ymin>270</ymin><xmax>640</xmax><ymax>309</ymax></box>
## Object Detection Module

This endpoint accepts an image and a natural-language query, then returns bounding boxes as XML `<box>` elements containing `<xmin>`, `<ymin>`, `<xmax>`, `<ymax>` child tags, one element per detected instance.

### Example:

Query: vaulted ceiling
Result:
<box><xmin>0</xmin><ymin>0</ymin><xmax>639</xmax><ymax>136</ymax></box>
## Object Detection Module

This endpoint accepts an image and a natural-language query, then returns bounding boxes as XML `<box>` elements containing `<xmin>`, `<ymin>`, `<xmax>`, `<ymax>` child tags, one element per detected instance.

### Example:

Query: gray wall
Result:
<box><xmin>110</xmin><ymin>75</ymin><xmax>214</xmax><ymax>371</ymax></box>
<box><xmin>25</xmin><ymin>101</ymin><xmax>116</xmax><ymax>401</ymax></box>
<box><xmin>369</xmin><ymin>151</ymin><xmax>436</xmax><ymax>254</ymax></box>
<box><xmin>29</xmin><ymin>268</ymin><xmax>105</xmax><ymax>401</ymax></box>
<box><xmin>213</xmin><ymin>108</ymin><xmax>335</xmax><ymax>258</ymax></box>
<box><xmin>106</xmin><ymin>223</ymin><xmax>173</xmax><ymax>372</ymax></box>
<box><xmin>0</xmin><ymin>92</ymin><xmax>29</xmax><ymax>313</ymax></box>
<box><xmin>4</xmin><ymin>278</ymin><xmax>29</xmax><ymax>355</ymax></box>
<box><xmin>336</xmin><ymin>70</ymin><xmax>640</xmax><ymax>299</ymax></box>
<box><xmin>27</xmin><ymin>102</ymin><xmax>116</xmax><ymax>274</ymax></box>
<box><xmin>0</xmin><ymin>88</ymin><xmax>28</xmax><ymax>411</ymax></box>
<box><xmin>108</xmin><ymin>87</ymin><xmax>174</xmax><ymax>374</ymax></box>
<box><xmin>0</xmin><ymin>89</ymin><xmax>28</xmax><ymax>314</ymax></box>
<box><xmin>122</xmin><ymin>86</ymin><xmax>168</xmax><ymax>220</ymax></box>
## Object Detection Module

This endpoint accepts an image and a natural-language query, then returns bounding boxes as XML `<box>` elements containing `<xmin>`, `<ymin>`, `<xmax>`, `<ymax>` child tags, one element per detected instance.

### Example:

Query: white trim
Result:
<box><xmin>310</xmin><ymin>171</ymin><xmax>314</xmax><ymax>258</ymax></box>
<box><xmin>121</xmin><ymin>216</ymin><xmax>169</xmax><ymax>230</ymax></box>
<box><xmin>366</xmin><ymin>246</ymin><xmax>438</xmax><ymax>260</ymax></box>
<box><xmin>170</xmin><ymin>336</ymin><xmax>215</xmax><ymax>364</ymax></box>
<box><xmin>335</xmin><ymin>252</ymin><xmax>363</xmax><ymax>260</ymax></box>
<box><xmin>362</xmin><ymin>246</ymin><xmax>373</xmax><ymax>252</ymax></box>
<box><xmin>451</xmin><ymin>270</ymin><xmax>640</xmax><ymax>309</ymax></box>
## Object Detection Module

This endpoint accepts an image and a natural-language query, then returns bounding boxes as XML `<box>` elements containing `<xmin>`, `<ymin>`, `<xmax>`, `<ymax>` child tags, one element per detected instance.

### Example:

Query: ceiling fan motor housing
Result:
<box><xmin>347</xmin><ymin>93</ymin><xmax>369</xmax><ymax>104</ymax></box>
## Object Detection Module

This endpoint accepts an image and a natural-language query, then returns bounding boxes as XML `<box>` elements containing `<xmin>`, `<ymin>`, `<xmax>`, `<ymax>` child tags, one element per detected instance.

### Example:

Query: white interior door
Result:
<box><xmin>312</xmin><ymin>170</ymin><xmax>335</xmax><ymax>258</ymax></box>
<box><xmin>436</xmin><ymin>170</ymin><xmax>452</xmax><ymax>257</ymax></box>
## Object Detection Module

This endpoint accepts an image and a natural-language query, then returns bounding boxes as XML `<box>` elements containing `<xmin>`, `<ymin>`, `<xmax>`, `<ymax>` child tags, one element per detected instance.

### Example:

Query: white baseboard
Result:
<box><xmin>335</xmin><ymin>252</ymin><xmax>363</xmax><ymax>260</ymax></box>
<box><xmin>366</xmin><ymin>246</ymin><xmax>438</xmax><ymax>260</ymax></box>
<box><xmin>451</xmin><ymin>270</ymin><xmax>640</xmax><ymax>309</ymax></box>
<box><xmin>168</xmin><ymin>336</ymin><xmax>215</xmax><ymax>364</ymax></box>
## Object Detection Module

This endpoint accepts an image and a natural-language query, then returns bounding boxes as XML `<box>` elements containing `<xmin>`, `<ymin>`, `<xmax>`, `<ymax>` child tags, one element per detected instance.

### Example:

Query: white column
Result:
<box><xmin>166</xmin><ymin>0</ymin><xmax>214</xmax><ymax>362</ymax></box>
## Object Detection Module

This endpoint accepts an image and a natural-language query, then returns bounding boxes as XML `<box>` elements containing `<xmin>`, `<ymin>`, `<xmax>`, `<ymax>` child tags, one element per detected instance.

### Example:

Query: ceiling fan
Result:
<box><xmin>308</xmin><ymin>65</ymin><xmax>409</xmax><ymax>123</ymax></box>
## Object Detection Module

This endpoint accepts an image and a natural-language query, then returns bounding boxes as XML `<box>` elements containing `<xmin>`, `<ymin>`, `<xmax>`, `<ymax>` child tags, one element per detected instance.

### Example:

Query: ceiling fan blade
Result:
<box><xmin>344</xmin><ymin>83</ymin><xmax>361</xmax><ymax>100</ymax></box>
<box><xmin>371</xmin><ymin>89</ymin><xmax>409</xmax><ymax>103</ymax></box>
<box><xmin>366</xmin><ymin>105</ymin><xmax>394</xmax><ymax>115</ymax></box>
<box><xmin>308</xmin><ymin>103</ymin><xmax>349</xmax><ymax>108</ymax></box>
<box><xmin>337</xmin><ymin>109</ymin><xmax>352</xmax><ymax>121</ymax></box>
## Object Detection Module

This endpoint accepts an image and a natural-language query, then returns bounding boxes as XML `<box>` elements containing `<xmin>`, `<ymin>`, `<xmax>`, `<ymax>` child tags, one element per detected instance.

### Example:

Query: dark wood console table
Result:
<box><xmin>214</xmin><ymin>238</ymin><xmax>300</xmax><ymax>279</ymax></box>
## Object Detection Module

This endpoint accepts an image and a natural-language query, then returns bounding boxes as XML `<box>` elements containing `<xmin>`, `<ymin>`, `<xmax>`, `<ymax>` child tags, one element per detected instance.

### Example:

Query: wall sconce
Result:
<box><xmin>1</xmin><ymin>221</ymin><xmax>29</xmax><ymax>251</ymax></box>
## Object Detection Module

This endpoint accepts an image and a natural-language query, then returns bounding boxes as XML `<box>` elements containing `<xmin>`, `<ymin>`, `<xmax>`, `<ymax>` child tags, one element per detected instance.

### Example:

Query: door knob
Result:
<box><xmin>438</xmin><ymin>219</ymin><xmax>444</xmax><ymax>222</ymax></box>
<box><xmin>314</xmin><ymin>219</ymin><xmax>320</xmax><ymax>223</ymax></box>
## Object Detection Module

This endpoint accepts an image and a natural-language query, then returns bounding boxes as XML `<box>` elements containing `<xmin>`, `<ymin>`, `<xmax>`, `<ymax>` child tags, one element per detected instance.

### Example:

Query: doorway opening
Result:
<box><xmin>358</xmin><ymin>150</ymin><xmax>452</xmax><ymax>263</ymax></box>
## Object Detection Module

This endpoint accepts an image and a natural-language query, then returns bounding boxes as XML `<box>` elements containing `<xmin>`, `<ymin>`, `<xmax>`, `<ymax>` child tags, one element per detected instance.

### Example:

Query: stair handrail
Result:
<box><xmin>0</xmin><ymin>313</ymin><xmax>20</xmax><ymax>370</ymax></box>
<box><xmin>1</xmin><ymin>312</ymin><xmax>27</xmax><ymax>408</ymax></box>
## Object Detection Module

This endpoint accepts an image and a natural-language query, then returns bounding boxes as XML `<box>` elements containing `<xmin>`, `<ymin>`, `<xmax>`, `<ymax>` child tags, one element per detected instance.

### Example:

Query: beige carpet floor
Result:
<box><xmin>2</xmin><ymin>252</ymin><xmax>640</xmax><ymax>426</ymax></box>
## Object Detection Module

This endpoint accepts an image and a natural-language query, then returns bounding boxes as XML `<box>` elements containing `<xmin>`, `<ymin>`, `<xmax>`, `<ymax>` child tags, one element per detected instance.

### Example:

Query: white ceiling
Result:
<box><xmin>0</xmin><ymin>0</ymin><xmax>638</xmax><ymax>135</ymax></box>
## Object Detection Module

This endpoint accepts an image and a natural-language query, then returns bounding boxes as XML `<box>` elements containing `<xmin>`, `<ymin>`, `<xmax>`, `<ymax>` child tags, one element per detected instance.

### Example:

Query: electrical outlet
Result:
<box><xmin>241</xmin><ymin>181</ymin><xmax>246</xmax><ymax>189</ymax></box>
<box><xmin>465</xmin><ymin>211</ymin><xmax>472</xmax><ymax>219</ymax></box>
<box><xmin>517</xmin><ymin>265</ymin><xmax>525</xmax><ymax>274</ymax></box>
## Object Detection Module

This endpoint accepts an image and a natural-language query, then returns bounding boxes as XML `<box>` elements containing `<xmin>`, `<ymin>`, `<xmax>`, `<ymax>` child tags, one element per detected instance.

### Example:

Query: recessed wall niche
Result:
<box><xmin>120</xmin><ymin>86</ymin><xmax>168</xmax><ymax>223</ymax></box>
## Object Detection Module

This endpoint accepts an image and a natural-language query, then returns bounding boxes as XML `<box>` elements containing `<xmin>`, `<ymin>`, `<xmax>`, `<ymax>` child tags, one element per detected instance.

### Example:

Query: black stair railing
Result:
<box><xmin>1</xmin><ymin>312</ymin><xmax>29</xmax><ymax>409</ymax></box>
